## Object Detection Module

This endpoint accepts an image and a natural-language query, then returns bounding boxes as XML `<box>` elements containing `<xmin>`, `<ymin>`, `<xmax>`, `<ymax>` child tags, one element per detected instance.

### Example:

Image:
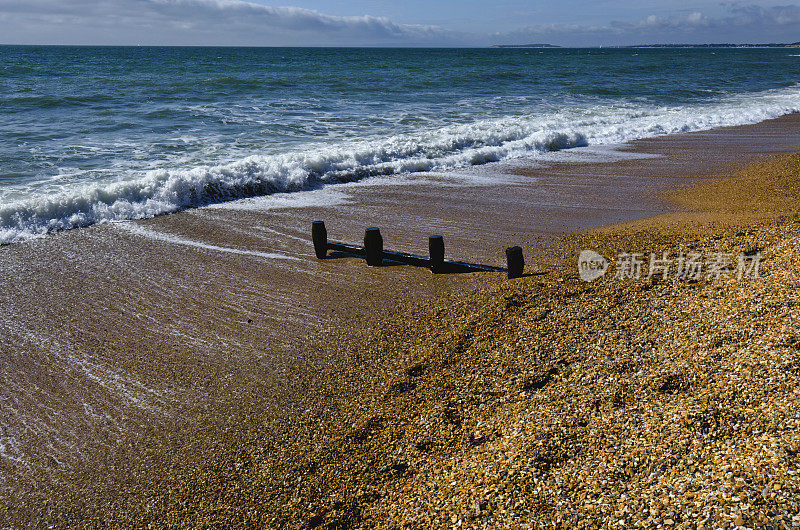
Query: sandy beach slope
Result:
<box><xmin>128</xmin><ymin>142</ymin><xmax>800</xmax><ymax>529</ymax></box>
<box><xmin>2</xmin><ymin>115</ymin><xmax>800</xmax><ymax>526</ymax></box>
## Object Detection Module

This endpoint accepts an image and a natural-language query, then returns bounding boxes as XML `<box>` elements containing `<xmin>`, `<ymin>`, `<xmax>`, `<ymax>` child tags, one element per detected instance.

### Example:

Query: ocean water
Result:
<box><xmin>2</xmin><ymin>45</ymin><xmax>800</xmax><ymax>244</ymax></box>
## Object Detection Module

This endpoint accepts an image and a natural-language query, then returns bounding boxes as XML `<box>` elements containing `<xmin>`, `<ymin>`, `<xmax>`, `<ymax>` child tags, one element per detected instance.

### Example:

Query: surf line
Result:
<box><xmin>115</xmin><ymin>222</ymin><xmax>301</xmax><ymax>261</ymax></box>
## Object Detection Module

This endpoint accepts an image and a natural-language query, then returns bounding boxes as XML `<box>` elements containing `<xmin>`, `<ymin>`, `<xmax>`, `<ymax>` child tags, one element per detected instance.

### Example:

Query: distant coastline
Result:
<box><xmin>492</xmin><ymin>42</ymin><xmax>800</xmax><ymax>49</ymax></box>
<box><xmin>623</xmin><ymin>42</ymin><xmax>800</xmax><ymax>48</ymax></box>
<box><xmin>490</xmin><ymin>43</ymin><xmax>561</xmax><ymax>48</ymax></box>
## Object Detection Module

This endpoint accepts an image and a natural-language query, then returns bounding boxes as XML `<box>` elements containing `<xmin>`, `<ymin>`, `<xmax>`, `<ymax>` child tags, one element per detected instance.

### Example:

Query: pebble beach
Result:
<box><xmin>3</xmin><ymin>114</ymin><xmax>800</xmax><ymax>527</ymax></box>
<box><xmin>75</xmin><ymin>154</ymin><xmax>800</xmax><ymax>528</ymax></box>
<box><xmin>3</xmin><ymin>42</ymin><xmax>800</xmax><ymax>530</ymax></box>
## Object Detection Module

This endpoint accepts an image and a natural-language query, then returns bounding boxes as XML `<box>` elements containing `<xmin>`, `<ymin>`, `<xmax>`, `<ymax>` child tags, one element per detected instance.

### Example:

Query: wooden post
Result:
<box><xmin>311</xmin><ymin>221</ymin><xmax>328</xmax><ymax>259</ymax></box>
<box><xmin>364</xmin><ymin>227</ymin><xmax>383</xmax><ymax>266</ymax></box>
<box><xmin>506</xmin><ymin>246</ymin><xmax>524</xmax><ymax>279</ymax></box>
<box><xmin>428</xmin><ymin>235</ymin><xmax>444</xmax><ymax>273</ymax></box>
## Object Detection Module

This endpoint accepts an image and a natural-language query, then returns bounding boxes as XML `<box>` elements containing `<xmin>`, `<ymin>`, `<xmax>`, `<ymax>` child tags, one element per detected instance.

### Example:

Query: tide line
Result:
<box><xmin>115</xmin><ymin>222</ymin><xmax>302</xmax><ymax>261</ymax></box>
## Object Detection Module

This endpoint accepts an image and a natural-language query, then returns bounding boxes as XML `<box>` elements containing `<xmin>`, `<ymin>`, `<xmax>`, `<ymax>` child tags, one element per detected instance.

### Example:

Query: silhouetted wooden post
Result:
<box><xmin>311</xmin><ymin>221</ymin><xmax>328</xmax><ymax>259</ymax></box>
<box><xmin>364</xmin><ymin>227</ymin><xmax>383</xmax><ymax>266</ymax></box>
<box><xmin>506</xmin><ymin>246</ymin><xmax>524</xmax><ymax>279</ymax></box>
<box><xmin>429</xmin><ymin>235</ymin><xmax>444</xmax><ymax>273</ymax></box>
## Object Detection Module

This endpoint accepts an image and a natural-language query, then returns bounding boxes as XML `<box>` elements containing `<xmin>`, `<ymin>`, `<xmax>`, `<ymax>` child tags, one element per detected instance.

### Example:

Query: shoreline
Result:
<box><xmin>130</xmin><ymin>156</ymin><xmax>800</xmax><ymax>528</ymax></box>
<box><xmin>112</xmin><ymin>150</ymin><xmax>800</xmax><ymax>528</ymax></box>
<box><xmin>2</xmin><ymin>114</ymin><xmax>800</xmax><ymax>525</ymax></box>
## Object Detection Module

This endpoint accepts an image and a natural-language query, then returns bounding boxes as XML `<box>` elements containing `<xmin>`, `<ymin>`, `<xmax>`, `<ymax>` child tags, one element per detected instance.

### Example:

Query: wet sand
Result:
<box><xmin>1</xmin><ymin>114</ymin><xmax>799</xmax><ymax>524</ymax></box>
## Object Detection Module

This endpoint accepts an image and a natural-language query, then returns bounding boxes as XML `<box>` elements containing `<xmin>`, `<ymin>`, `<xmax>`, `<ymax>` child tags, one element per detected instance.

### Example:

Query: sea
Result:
<box><xmin>2</xmin><ymin>45</ymin><xmax>800</xmax><ymax>245</ymax></box>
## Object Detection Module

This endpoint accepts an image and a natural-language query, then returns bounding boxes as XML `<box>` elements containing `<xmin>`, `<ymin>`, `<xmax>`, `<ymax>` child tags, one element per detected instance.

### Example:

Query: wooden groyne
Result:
<box><xmin>311</xmin><ymin>221</ymin><xmax>525</xmax><ymax>279</ymax></box>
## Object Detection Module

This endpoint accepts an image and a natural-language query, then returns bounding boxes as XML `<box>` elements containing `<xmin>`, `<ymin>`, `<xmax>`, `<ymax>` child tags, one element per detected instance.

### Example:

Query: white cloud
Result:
<box><xmin>619</xmin><ymin>11</ymin><xmax>710</xmax><ymax>29</ymax></box>
<box><xmin>686</xmin><ymin>12</ymin><xmax>706</xmax><ymax>25</ymax></box>
<box><xmin>494</xmin><ymin>3</ymin><xmax>800</xmax><ymax>46</ymax></box>
<box><xmin>644</xmin><ymin>14</ymin><xmax>660</xmax><ymax>26</ymax></box>
<box><xmin>0</xmin><ymin>0</ymin><xmax>798</xmax><ymax>46</ymax></box>
<box><xmin>0</xmin><ymin>0</ymin><xmax>463</xmax><ymax>46</ymax></box>
<box><xmin>723</xmin><ymin>2</ymin><xmax>800</xmax><ymax>25</ymax></box>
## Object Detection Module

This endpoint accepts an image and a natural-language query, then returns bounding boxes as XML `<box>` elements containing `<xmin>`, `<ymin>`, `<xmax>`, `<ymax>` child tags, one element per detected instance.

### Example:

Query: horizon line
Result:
<box><xmin>1</xmin><ymin>42</ymin><xmax>798</xmax><ymax>49</ymax></box>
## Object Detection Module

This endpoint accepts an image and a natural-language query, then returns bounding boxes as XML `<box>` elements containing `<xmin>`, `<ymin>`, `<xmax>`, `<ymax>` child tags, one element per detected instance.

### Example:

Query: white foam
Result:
<box><xmin>1</xmin><ymin>83</ymin><xmax>799</xmax><ymax>244</ymax></box>
<box><xmin>115</xmin><ymin>222</ymin><xmax>301</xmax><ymax>261</ymax></box>
<box><xmin>207</xmin><ymin>187</ymin><xmax>353</xmax><ymax>211</ymax></box>
<box><xmin>206</xmin><ymin>172</ymin><xmax>446</xmax><ymax>212</ymax></box>
<box><xmin>0</xmin><ymin>314</ymin><xmax>174</xmax><ymax>471</ymax></box>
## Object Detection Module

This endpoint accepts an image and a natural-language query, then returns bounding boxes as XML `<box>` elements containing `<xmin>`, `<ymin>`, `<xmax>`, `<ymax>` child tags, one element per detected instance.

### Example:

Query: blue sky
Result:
<box><xmin>0</xmin><ymin>0</ymin><xmax>798</xmax><ymax>46</ymax></box>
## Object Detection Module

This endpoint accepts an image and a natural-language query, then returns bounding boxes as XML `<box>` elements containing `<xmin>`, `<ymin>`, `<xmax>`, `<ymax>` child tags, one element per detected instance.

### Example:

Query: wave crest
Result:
<box><xmin>2</xmin><ymin>84</ymin><xmax>799</xmax><ymax>244</ymax></box>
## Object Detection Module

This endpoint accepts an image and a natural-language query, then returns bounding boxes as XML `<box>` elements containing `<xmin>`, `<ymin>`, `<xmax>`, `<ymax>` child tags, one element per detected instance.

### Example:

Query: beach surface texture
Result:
<box><xmin>140</xmin><ymin>149</ymin><xmax>800</xmax><ymax>530</ymax></box>
<box><xmin>2</xmin><ymin>46</ymin><xmax>800</xmax><ymax>527</ymax></box>
<box><xmin>5</xmin><ymin>123</ymin><xmax>793</xmax><ymax>529</ymax></box>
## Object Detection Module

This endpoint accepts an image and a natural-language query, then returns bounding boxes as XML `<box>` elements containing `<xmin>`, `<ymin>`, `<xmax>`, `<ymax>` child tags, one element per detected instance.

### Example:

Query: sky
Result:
<box><xmin>0</xmin><ymin>0</ymin><xmax>798</xmax><ymax>47</ymax></box>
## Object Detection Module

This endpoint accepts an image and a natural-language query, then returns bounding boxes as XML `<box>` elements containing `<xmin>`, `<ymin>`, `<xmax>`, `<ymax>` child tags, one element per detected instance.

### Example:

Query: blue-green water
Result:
<box><xmin>2</xmin><ymin>46</ymin><xmax>800</xmax><ymax>243</ymax></box>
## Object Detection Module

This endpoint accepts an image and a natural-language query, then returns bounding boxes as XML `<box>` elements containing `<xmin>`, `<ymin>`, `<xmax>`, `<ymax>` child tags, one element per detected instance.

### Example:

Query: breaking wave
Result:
<box><xmin>1</xmin><ymin>83</ymin><xmax>799</xmax><ymax>244</ymax></box>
